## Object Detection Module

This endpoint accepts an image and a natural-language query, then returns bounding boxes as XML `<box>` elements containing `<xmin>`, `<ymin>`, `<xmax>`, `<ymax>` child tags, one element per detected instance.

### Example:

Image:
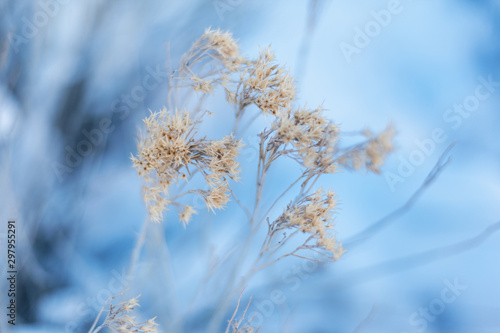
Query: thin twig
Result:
<box><xmin>229</xmin><ymin>186</ymin><xmax>252</xmax><ymax>221</ymax></box>
<box><xmin>338</xmin><ymin>219</ymin><xmax>500</xmax><ymax>288</ymax></box>
<box><xmin>87</xmin><ymin>290</ymin><xmax>127</xmax><ymax>333</ymax></box>
<box><xmin>127</xmin><ymin>216</ymin><xmax>151</xmax><ymax>279</ymax></box>
<box><xmin>254</xmin><ymin>172</ymin><xmax>305</xmax><ymax>230</ymax></box>
<box><xmin>345</xmin><ymin>142</ymin><xmax>455</xmax><ymax>248</ymax></box>
<box><xmin>353</xmin><ymin>304</ymin><xmax>378</xmax><ymax>333</ymax></box>
<box><xmin>295</xmin><ymin>0</ymin><xmax>327</xmax><ymax>81</ymax></box>
<box><xmin>166</xmin><ymin>42</ymin><xmax>173</xmax><ymax>110</ymax></box>
<box><xmin>225</xmin><ymin>288</ymin><xmax>246</xmax><ymax>333</ymax></box>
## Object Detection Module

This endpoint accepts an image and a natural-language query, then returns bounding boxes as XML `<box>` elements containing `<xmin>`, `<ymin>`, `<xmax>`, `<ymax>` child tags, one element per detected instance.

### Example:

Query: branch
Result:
<box><xmin>338</xmin><ymin>219</ymin><xmax>500</xmax><ymax>288</ymax></box>
<box><xmin>353</xmin><ymin>304</ymin><xmax>378</xmax><ymax>333</ymax></box>
<box><xmin>225</xmin><ymin>288</ymin><xmax>246</xmax><ymax>333</ymax></box>
<box><xmin>345</xmin><ymin>142</ymin><xmax>455</xmax><ymax>248</ymax></box>
<box><xmin>228</xmin><ymin>186</ymin><xmax>252</xmax><ymax>221</ymax></box>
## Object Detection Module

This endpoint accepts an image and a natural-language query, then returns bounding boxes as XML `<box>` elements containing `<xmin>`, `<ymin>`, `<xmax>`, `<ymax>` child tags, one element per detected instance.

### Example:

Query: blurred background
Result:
<box><xmin>1</xmin><ymin>0</ymin><xmax>499</xmax><ymax>332</ymax></box>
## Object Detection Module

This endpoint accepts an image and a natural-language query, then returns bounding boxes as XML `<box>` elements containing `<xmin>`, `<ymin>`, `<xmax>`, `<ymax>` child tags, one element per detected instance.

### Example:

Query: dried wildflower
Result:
<box><xmin>200</xmin><ymin>27</ymin><xmax>241</xmax><ymax>62</ymax></box>
<box><xmin>122</xmin><ymin>28</ymin><xmax>399</xmax><ymax>333</ymax></box>
<box><xmin>175</xmin><ymin>28</ymin><xmax>244</xmax><ymax>94</ymax></box>
<box><xmin>234</xmin><ymin>47</ymin><xmax>296</xmax><ymax>116</ymax></box>
<box><xmin>203</xmin><ymin>183</ymin><xmax>231</xmax><ymax>212</ymax></box>
<box><xmin>274</xmin><ymin>188</ymin><xmax>344</xmax><ymax>260</ymax></box>
<box><xmin>275</xmin><ymin>106</ymin><xmax>339</xmax><ymax>172</ymax></box>
<box><xmin>132</xmin><ymin>108</ymin><xmax>242</xmax><ymax>223</ymax></box>
<box><xmin>338</xmin><ymin>125</ymin><xmax>395</xmax><ymax>173</ymax></box>
<box><xmin>179</xmin><ymin>205</ymin><xmax>196</xmax><ymax>226</ymax></box>
<box><xmin>256</xmin><ymin>105</ymin><xmax>339</xmax><ymax>181</ymax></box>
<box><xmin>123</xmin><ymin>296</ymin><xmax>140</xmax><ymax>313</ymax></box>
<box><xmin>206</xmin><ymin>136</ymin><xmax>243</xmax><ymax>182</ymax></box>
<box><xmin>90</xmin><ymin>295</ymin><xmax>158</xmax><ymax>333</ymax></box>
<box><xmin>191</xmin><ymin>75</ymin><xmax>215</xmax><ymax>94</ymax></box>
<box><xmin>226</xmin><ymin>290</ymin><xmax>255</xmax><ymax>333</ymax></box>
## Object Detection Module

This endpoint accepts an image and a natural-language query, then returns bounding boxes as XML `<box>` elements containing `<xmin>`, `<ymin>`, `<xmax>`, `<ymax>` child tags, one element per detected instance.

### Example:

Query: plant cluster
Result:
<box><xmin>93</xmin><ymin>28</ymin><xmax>395</xmax><ymax>333</ymax></box>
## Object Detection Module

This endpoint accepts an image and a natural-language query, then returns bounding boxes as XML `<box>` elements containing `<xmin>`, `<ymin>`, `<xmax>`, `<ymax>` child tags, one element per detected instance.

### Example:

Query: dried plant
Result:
<box><xmin>225</xmin><ymin>290</ymin><xmax>256</xmax><ymax>333</ymax></box>
<box><xmin>92</xmin><ymin>28</ymin><xmax>395</xmax><ymax>333</ymax></box>
<box><xmin>272</xmin><ymin>188</ymin><xmax>343</xmax><ymax>259</ymax></box>
<box><xmin>232</xmin><ymin>46</ymin><xmax>296</xmax><ymax>117</ymax></box>
<box><xmin>131</xmin><ymin>108</ymin><xmax>243</xmax><ymax>223</ymax></box>
<box><xmin>337</xmin><ymin>125</ymin><xmax>395</xmax><ymax>173</ymax></box>
<box><xmin>88</xmin><ymin>293</ymin><xmax>158</xmax><ymax>333</ymax></box>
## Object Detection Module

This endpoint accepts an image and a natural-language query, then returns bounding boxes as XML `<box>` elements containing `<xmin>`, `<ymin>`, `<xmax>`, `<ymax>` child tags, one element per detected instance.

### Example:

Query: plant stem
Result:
<box><xmin>127</xmin><ymin>216</ymin><xmax>150</xmax><ymax>279</ymax></box>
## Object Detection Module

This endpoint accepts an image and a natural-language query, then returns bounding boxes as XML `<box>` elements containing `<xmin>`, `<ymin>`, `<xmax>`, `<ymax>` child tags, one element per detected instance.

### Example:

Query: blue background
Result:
<box><xmin>0</xmin><ymin>0</ymin><xmax>499</xmax><ymax>332</ymax></box>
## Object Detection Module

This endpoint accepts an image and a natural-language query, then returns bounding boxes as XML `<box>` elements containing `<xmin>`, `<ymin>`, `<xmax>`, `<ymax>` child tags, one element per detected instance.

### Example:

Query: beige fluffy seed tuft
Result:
<box><xmin>132</xmin><ymin>109</ymin><xmax>242</xmax><ymax>223</ymax></box>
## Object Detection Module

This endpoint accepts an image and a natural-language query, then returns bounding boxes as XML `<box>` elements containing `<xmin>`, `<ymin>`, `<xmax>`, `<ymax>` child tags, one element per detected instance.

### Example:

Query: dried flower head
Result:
<box><xmin>174</xmin><ymin>28</ymin><xmax>244</xmax><ymax>96</ymax></box>
<box><xmin>179</xmin><ymin>205</ymin><xmax>196</xmax><ymax>226</ymax></box>
<box><xmin>200</xmin><ymin>27</ymin><xmax>240</xmax><ymax>62</ymax></box>
<box><xmin>236</xmin><ymin>47</ymin><xmax>296</xmax><ymax>116</ymax></box>
<box><xmin>255</xmin><ymin>105</ymin><xmax>339</xmax><ymax>181</ymax></box>
<box><xmin>274</xmin><ymin>106</ymin><xmax>339</xmax><ymax>172</ymax></box>
<box><xmin>338</xmin><ymin>125</ymin><xmax>396</xmax><ymax>173</ymax></box>
<box><xmin>132</xmin><ymin>108</ymin><xmax>242</xmax><ymax>223</ymax></box>
<box><xmin>274</xmin><ymin>188</ymin><xmax>344</xmax><ymax>260</ymax></box>
<box><xmin>190</xmin><ymin>75</ymin><xmax>215</xmax><ymax>94</ymax></box>
<box><xmin>123</xmin><ymin>296</ymin><xmax>140</xmax><ymax>313</ymax></box>
<box><xmin>97</xmin><ymin>295</ymin><xmax>159</xmax><ymax>333</ymax></box>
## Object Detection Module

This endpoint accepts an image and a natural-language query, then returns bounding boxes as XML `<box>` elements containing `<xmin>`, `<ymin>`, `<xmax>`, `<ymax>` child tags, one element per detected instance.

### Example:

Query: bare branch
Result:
<box><xmin>345</xmin><ymin>142</ymin><xmax>455</xmax><ymax>248</ymax></box>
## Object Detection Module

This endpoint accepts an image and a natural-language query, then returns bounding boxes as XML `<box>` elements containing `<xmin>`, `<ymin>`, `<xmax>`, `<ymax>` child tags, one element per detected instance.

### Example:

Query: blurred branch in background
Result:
<box><xmin>353</xmin><ymin>304</ymin><xmax>377</xmax><ymax>333</ymax></box>
<box><xmin>337</xmin><ymin>219</ymin><xmax>500</xmax><ymax>289</ymax></box>
<box><xmin>345</xmin><ymin>142</ymin><xmax>456</xmax><ymax>249</ymax></box>
<box><xmin>295</xmin><ymin>0</ymin><xmax>330</xmax><ymax>81</ymax></box>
